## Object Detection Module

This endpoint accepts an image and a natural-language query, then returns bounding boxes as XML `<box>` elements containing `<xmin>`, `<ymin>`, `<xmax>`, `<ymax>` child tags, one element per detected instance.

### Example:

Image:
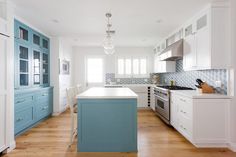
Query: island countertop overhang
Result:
<box><xmin>77</xmin><ymin>87</ymin><xmax>138</xmax><ymax>99</ymax></box>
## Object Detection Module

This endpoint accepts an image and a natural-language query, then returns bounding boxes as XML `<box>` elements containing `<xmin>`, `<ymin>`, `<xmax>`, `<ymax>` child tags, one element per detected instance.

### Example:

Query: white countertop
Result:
<box><xmin>77</xmin><ymin>87</ymin><xmax>138</xmax><ymax>99</ymax></box>
<box><xmin>170</xmin><ymin>90</ymin><xmax>231</xmax><ymax>99</ymax></box>
<box><xmin>104</xmin><ymin>84</ymin><xmax>157</xmax><ymax>87</ymax></box>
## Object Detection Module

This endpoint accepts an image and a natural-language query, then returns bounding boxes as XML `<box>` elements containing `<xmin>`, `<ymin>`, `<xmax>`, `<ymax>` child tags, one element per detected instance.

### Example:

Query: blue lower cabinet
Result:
<box><xmin>15</xmin><ymin>106</ymin><xmax>34</xmax><ymax>135</ymax></box>
<box><xmin>14</xmin><ymin>87</ymin><xmax>53</xmax><ymax>136</ymax></box>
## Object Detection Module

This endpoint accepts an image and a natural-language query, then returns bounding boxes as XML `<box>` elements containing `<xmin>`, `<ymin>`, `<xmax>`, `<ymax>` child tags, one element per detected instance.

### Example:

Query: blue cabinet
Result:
<box><xmin>14</xmin><ymin>87</ymin><xmax>53</xmax><ymax>136</ymax></box>
<box><xmin>14</xmin><ymin>19</ymin><xmax>50</xmax><ymax>89</ymax></box>
<box><xmin>14</xmin><ymin>19</ymin><xmax>53</xmax><ymax>136</ymax></box>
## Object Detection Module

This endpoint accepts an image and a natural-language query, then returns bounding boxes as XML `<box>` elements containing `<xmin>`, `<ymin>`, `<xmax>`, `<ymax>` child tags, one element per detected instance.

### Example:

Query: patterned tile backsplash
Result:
<box><xmin>105</xmin><ymin>60</ymin><xmax>228</xmax><ymax>94</ymax></box>
<box><xmin>105</xmin><ymin>73</ymin><xmax>152</xmax><ymax>85</ymax></box>
<box><xmin>159</xmin><ymin>60</ymin><xmax>228</xmax><ymax>94</ymax></box>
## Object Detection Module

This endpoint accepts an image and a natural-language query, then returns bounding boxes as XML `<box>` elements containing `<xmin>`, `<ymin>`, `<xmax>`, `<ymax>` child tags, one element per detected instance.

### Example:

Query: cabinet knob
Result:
<box><xmin>16</xmin><ymin>99</ymin><xmax>26</xmax><ymax>104</ymax></box>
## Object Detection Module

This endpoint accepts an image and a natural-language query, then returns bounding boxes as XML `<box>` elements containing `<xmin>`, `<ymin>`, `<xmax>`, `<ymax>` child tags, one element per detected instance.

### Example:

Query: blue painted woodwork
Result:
<box><xmin>14</xmin><ymin>19</ymin><xmax>53</xmax><ymax>136</ymax></box>
<box><xmin>14</xmin><ymin>87</ymin><xmax>53</xmax><ymax>136</ymax></box>
<box><xmin>77</xmin><ymin>99</ymin><xmax>137</xmax><ymax>152</ymax></box>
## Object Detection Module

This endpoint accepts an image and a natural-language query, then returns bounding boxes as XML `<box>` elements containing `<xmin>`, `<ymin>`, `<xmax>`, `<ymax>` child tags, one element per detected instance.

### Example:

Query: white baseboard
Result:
<box><xmin>52</xmin><ymin>107</ymin><xmax>68</xmax><ymax>116</ymax></box>
<box><xmin>6</xmin><ymin>141</ymin><xmax>16</xmax><ymax>153</ymax></box>
<box><xmin>228</xmin><ymin>143</ymin><xmax>236</xmax><ymax>152</ymax></box>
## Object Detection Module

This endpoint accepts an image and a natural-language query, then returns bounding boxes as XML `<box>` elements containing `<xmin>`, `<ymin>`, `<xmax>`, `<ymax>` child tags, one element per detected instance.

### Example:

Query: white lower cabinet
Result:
<box><xmin>170</xmin><ymin>92</ymin><xmax>230</xmax><ymax>147</ymax></box>
<box><xmin>126</xmin><ymin>86</ymin><xmax>148</xmax><ymax>108</ymax></box>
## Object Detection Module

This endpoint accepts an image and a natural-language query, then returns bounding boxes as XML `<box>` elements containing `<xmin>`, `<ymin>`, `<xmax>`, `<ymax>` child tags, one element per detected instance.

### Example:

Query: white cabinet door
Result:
<box><xmin>0</xmin><ymin>35</ymin><xmax>7</xmax><ymax>152</ymax></box>
<box><xmin>137</xmin><ymin>93</ymin><xmax>148</xmax><ymax>108</ymax></box>
<box><xmin>170</xmin><ymin>93</ymin><xmax>178</xmax><ymax>129</ymax></box>
<box><xmin>154</xmin><ymin>55</ymin><xmax>176</xmax><ymax>73</ymax></box>
<box><xmin>183</xmin><ymin>34</ymin><xmax>197</xmax><ymax>70</ymax></box>
<box><xmin>195</xmin><ymin>14</ymin><xmax>210</xmax><ymax>69</ymax></box>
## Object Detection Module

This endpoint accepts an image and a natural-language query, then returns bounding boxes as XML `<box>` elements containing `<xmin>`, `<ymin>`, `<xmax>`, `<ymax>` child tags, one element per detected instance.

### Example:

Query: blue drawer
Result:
<box><xmin>15</xmin><ymin>106</ymin><xmax>34</xmax><ymax>135</ymax></box>
<box><xmin>14</xmin><ymin>87</ymin><xmax>53</xmax><ymax>136</ymax></box>
<box><xmin>35</xmin><ymin>98</ymin><xmax>52</xmax><ymax>121</ymax></box>
<box><xmin>15</xmin><ymin>94</ymin><xmax>34</xmax><ymax>110</ymax></box>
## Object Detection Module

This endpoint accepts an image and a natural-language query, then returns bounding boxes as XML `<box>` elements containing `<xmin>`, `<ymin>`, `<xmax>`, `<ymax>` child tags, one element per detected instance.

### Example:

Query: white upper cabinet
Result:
<box><xmin>153</xmin><ymin>49</ymin><xmax>176</xmax><ymax>73</ymax></box>
<box><xmin>183</xmin><ymin>4</ymin><xmax>230</xmax><ymax>70</ymax></box>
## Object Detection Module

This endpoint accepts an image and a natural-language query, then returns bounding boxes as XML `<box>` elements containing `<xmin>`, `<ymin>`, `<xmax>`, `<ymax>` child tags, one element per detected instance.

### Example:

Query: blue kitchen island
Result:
<box><xmin>77</xmin><ymin>87</ymin><xmax>138</xmax><ymax>152</ymax></box>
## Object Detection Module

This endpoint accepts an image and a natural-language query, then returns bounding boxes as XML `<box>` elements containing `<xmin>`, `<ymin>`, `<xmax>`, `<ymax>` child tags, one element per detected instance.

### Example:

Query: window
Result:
<box><xmin>116</xmin><ymin>57</ymin><xmax>148</xmax><ymax>77</ymax></box>
<box><xmin>86</xmin><ymin>57</ymin><xmax>104</xmax><ymax>83</ymax></box>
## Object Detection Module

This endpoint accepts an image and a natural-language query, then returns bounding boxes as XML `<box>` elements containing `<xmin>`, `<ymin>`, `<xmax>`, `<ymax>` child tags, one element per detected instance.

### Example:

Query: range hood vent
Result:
<box><xmin>159</xmin><ymin>39</ymin><xmax>183</xmax><ymax>61</ymax></box>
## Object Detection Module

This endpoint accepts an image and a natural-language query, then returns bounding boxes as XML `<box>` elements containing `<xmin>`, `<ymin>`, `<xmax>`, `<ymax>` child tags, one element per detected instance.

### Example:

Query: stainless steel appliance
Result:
<box><xmin>154</xmin><ymin>85</ymin><xmax>193</xmax><ymax>124</ymax></box>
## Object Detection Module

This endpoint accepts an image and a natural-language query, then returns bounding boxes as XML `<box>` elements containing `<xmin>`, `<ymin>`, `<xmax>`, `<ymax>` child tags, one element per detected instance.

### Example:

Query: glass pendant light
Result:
<box><xmin>103</xmin><ymin>12</ymin><xmax>115</xmax><ymax>55</ymax></box>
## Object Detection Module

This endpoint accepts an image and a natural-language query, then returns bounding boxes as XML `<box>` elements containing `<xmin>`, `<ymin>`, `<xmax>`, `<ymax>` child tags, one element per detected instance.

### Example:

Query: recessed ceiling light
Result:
<box><xmin>156</xmin><ymin>19</ymin><xmax>163</xmax><ymax>24</ymax></box>
<box><xmin>52</xmin><ymin>19</ymin><xmax>59</xmax><ymax>23</ymax></box>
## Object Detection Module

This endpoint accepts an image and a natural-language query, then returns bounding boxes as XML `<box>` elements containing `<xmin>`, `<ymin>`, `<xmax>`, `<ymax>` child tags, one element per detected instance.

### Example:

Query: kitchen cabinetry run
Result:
<box><xmin>170</xmin><ymin>91</ymin><xmax>231</xmax><ymax>147</ymax></box>
<box><xmin>14</xmin><ymin>19</ymin><xmax>53</xmax><ymax>136</ymax></box>
<box><xmin>183</xmin><ymin>4</ymin><xmax>230</xmax><ymax>70</ymax></box>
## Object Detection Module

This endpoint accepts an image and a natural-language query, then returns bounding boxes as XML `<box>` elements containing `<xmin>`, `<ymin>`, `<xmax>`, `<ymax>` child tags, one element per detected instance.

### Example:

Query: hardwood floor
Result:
<box><xmin>3</xmin><ymin>109</ymin><xmax>236</xmax><ymax>157</ymax></box>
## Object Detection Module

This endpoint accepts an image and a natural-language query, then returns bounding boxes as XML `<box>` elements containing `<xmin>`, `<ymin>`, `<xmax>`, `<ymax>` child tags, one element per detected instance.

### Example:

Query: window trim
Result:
<box><xmin>115</xmin><ymin>55</ymin><xmax>149</xmax><ymax>78</ymax></box>
<box><xmin>85</xmin><ymin>55</ymin><xmax>105</xmax><ymax>86</ymax></box>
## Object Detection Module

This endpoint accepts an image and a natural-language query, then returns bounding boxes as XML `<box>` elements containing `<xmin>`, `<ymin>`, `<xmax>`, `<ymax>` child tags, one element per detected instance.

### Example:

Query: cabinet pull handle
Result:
<box><xmin>16</xmin><ymin>99</ymin><xmax>26</xmax><ymax>104</ymax></box>
<box><xmin>42</xmin><ymin>94</ymin><xmax>48</xmax><ymax>96</ymax></box>
<box><xmin>180</xmin><ymin>110</ymin><xmax>187</xmax><ymax>114</ymax></box>
<box><xmin>180</xmin><ymin>125</ymin><xmax>187</xmax><ymax>130</ymax></box>
<box><xmin>180</xmin><ymin>98</ymin><xmax>186</xmax><ymax>102</ymax></box>
<box><xmin>42</xmin><ymin>106</ymin><xmax>48</xmax><ymax>110</ymax></box>
<box><xmin>16</xmin><ymin>118</ymin><xmax>23</xmax><ymax>122</ymax></box>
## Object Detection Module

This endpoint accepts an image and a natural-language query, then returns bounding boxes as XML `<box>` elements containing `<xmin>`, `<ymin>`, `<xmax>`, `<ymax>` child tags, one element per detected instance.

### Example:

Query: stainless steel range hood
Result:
<box><xmin>159</xmin><ymin>39</ymin><xmax>183</xmax><ymax>61</ymax></box>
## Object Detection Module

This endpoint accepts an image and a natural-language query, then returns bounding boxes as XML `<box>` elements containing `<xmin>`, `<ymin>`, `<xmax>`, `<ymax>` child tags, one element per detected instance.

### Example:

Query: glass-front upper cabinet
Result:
<box><xmin>32</xmin><ymin>31</ymin><xmax>41</xmax><ymax>48</ymax></box>
<box><xmin>42</xmin><ymin>36</ymin><xmax>49</xmax><ymax>52</ymax></box>
<box><xmin>17</xmin><ymin>44</ymin><xmax>30</xmax><ymax>88</ymax></box>
<box><xmin>42</xmin><ymin>53</ymin><xmax>49</xmax><ymax>86</ymax></box>
<box><xmin>14</xmin><ymin>19</ymin><xmax>50</xmax><ymax>88</ymax></box>
<box><xmin>14</xmin><ymin>20</ymin><xmax>30</xmax><ymax>45</ymax></box>
<box><xmin>33</xmin><ymin>49</ymin><xmax>41</xmax><ymax>85</ymax></box>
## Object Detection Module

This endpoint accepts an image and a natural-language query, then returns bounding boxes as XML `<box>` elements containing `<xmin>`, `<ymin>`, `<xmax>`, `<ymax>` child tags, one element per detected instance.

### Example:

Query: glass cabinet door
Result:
<box><xmin>33</xmin><ymin>50</ymin><xmax>40</xmax><ymax>85</ymax></box>
<box><xmin>19</xmin><ymin>45</ymin><xmax>29</xmax><ymax>86</ymax></box>
<box><xmin>15</xmin><ymin>20</ymin><xmax>30</xmax><ymax>45</ymax></box>
<box><xmin>33</xmin><ymin>33</ymin><xmax>41</xmax><ymax>47</ymax></box>
<box><xmin>42</xmin><ymin>53</ymin><xmax>49</xmax><ymax>85</ymax></box>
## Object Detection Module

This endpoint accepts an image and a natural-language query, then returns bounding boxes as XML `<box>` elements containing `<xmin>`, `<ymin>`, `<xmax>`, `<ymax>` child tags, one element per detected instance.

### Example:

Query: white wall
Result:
<box><xmin>50</xmin><ymin>37</ymin><xmax>74</xmax><ymax>115</ymax></box>
<box><xmin>229</xmin><ymin>0</ymin><xmax>236</xmax><ymax>151</ymax></box>
<box><xmin>72</xmin><ymin>46</ymin><xmax>153</xmax><ymax>89</ymax></box>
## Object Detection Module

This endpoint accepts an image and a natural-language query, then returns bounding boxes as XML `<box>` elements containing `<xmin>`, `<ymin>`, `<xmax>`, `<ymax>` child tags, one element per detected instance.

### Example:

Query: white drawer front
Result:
<box><xmin>178</xmin><ymin>114</ymin><xmax>192</xmax><ymax>138</ymax></box>
<box><xmin>176</xmin><ymin>95</ymin><xmax>192</xmax><ymax>119</ymax></box>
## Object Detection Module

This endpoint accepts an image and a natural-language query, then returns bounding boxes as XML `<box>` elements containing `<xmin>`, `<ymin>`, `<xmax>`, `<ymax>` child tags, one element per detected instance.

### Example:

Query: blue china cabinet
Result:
<box><xmin>14</xmin><ymin>19</ymin><xmax>53</xmax><ymax>136</ymax></box>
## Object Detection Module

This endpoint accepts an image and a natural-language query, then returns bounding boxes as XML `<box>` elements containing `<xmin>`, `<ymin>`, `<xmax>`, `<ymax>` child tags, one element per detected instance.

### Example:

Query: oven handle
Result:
<box><xmin>155</xmin><ymin>94</ymin><xmax>169</xmax><ymax>102</ymax></box>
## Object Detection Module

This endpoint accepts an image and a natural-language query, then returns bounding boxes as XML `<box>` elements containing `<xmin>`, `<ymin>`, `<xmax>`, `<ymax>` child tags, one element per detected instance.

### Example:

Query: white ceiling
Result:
<box><xmin>13</xmin><ymin>0</ymin><xmax>213</xmax><ymax>47</ymax></box>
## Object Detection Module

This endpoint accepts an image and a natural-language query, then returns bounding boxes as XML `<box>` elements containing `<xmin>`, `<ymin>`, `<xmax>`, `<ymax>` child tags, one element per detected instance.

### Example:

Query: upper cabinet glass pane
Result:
<box><xmin>20</xmin><ymin>60</ymin><xmax>28</xmax><ymax>73</ymax></box>
<box><xmin>197</xmin><ymin>15</ymin><xmax>207</xmax><ymax>31</ymax></box>
<box><xmin>19</xmin><ymin>46</ymin><xmax>28</xmax><ymax>59</ymax></box>
<box><xmin>19</xmin><ymin>27</ymin><xmax>28</xmax><ymax>41</ymax></box>
<box><xmin>33</xmin><ymin>34</ymin><xmax>40</xmax><ymax>46</ymax></box>
<box><xmin>42</xmin><ymin>39</ymin><xmax>48</xmax><ymax>49</ymax></box>
<box><xmin>43</xmin><ymin>54</ymin><xmax>48</xmax><ymax>64</ymax></box>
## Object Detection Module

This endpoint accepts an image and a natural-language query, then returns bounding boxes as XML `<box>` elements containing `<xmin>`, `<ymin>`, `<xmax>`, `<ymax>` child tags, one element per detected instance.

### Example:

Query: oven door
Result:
<box><xmin>155</xmin><ymin>94</ymin><xmax>170</xmax><ymax>121</ymax></box>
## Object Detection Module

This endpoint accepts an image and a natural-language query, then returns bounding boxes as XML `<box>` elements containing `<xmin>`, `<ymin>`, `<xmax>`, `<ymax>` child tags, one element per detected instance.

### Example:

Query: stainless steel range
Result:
<box><xmin>154</xmin><ymin>86</ymin><xmax>193</xmax><ymax>124</ymax></box>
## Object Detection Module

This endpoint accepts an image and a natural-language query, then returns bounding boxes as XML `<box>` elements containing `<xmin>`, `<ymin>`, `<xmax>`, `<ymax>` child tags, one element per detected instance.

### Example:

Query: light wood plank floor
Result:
<box><xmin>3</xmin><ymin>109</ymin><xmax>236</xmax><ymax>157</ymax></box>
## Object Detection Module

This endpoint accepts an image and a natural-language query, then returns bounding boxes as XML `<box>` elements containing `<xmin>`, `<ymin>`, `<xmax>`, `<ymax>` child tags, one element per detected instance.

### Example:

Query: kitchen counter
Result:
<box><xmin>77</xmin><ymin>87</ymin><xmax>137</xmax><ymax>152</ymax></box>
<box><xmin>77</xmin><ymin>87</ymin><xmax>138</xmax><ymax>99</ymax></box>
<box><xmin>170</xmin><ymin>90</ymin><xmax>231</xmax><ymax>99</ymax></box>
<box><xmin>104</xmin><ymin>84</ymin><xmax>158</xmax><ymax>88</ymax></box>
